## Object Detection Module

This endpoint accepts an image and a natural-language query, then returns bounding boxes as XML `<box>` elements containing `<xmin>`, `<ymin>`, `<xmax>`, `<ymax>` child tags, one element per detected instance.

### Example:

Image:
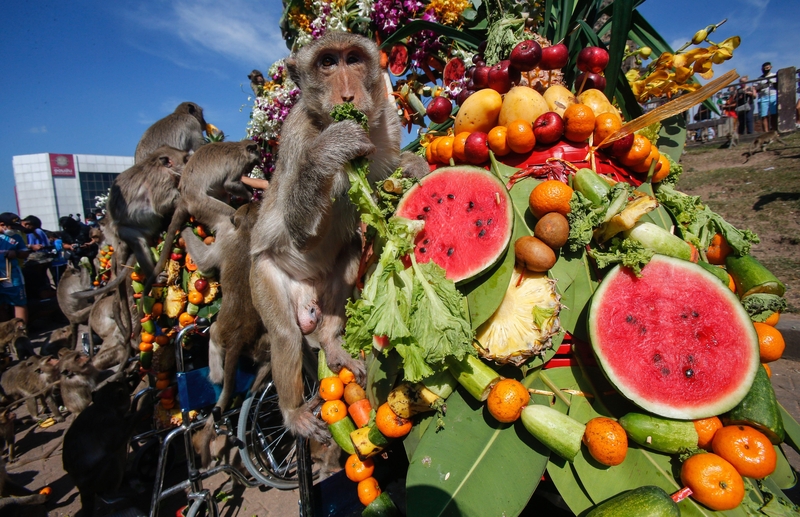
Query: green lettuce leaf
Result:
<box><xmin>741</xmin><ymin>294</ymin><xmax>788</xmax><ymax>323</ymax></box>
<box><xmin>588</xmin><ymin>237</ymin><xmax>654</xmax><ymax>276</ymax></box>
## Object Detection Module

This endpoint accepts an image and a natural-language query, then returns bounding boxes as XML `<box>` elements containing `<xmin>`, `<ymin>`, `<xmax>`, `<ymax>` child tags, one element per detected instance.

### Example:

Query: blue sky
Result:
<box><xmin>1</xmin><ymin>0</ymin><xmax>798</xmax><ymax>220</ymax></box>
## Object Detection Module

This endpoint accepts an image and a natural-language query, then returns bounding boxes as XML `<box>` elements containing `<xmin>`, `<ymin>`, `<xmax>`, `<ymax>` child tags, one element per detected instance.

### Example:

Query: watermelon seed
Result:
<box><xmin>661</xmin><ymin>367</ymin><xmax>670</xmax><ymax>376</ymax></box>
<box><xmin>487</xmin><ymin>218</ymin><xmax>493</xmax><ymax>225</ymax></box>
<box><xmin>438</xmin><ymin>198</ymin><xmax>444</xmax><ymax>204</ymax></box>
<box><xmin>684</xmin><ymin>368</ymin><xmax>694</xmax><ymax>378</ymax></box>
<box><xmin>653</xmin><ymin>353</ymin><xmax>661</xmax><ymax>362</ymax></box>
<box><xmin>447</xmin><ymin>248</ymin><xmax>454</xmax><ymax>256</ymax></box>
<box><xmin>431</xmin><ymin>192</ymin><xmax>437</xmax><ymax>198</ymax></box>
<box><xmin>447</xmin><ymin>194</ymin><xmax>455</xmax><ymax>199</ymax></box>
<box><xmin>681</xmin><ymin>314</ymin><xmax>688</xmax><ymax>319</ymax></box>
<box><xmin>476</xmin><ymin>220</ymin><xmax>483</xmax><ymax>227</ymax></box>
<box><xmin>416</xmin><ymin>215</ymin><xmax>425</xmax><ymax>220</ymax></box>
<box><xmin>420</xmin><ymin>247</ymin><xmax>427</xmax><ymax>253</ymax></box>
<box><xmin>626</xmin><ymin>314</ymin><xmax>637</xmax><ymax>324</ymax></box>
<box><xmin>479</xmin><ymin>229</ymin><xmax>486</xmax><ymax>237</ymax></box>
<box><xmin>639</xmin><ymin>326</ymin><xmax>647</xmax><ymax>335</ymax></box>
<box><xmin>467</xmin><ymin>201</ymin><xmax>474</xmax><ymax>211</ymax></box>
<box><xmin>687</xmin><ymin>354</ymin><xmax>694</xmax><ymax>363</ymax></box>
<box><xmin>692</xmin><ymin>311</ymin><xmax>699</xmax><ymax>317</ymax></box>
<box><xmin>423</xmin><ymin>239</ymin><xmax>430</xmax><ymax>244</ymax></box>
<box><xmin>423</xmin><ymin>206</ymin><xmax>431</xmax><ymax>212</ymax></box>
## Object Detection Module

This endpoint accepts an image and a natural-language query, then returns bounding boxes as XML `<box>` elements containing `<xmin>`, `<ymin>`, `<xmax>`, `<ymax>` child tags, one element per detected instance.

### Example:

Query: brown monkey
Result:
<box><xmin>0</xmin><ymin>409</ymin><xmax>16</xmax><ymax>462</ymax></box>
<box><xmin>249</xmin><ymin>31</ymin><xmax>428</xmax><ymax>441</ymax></box>
<box><xmin>62</xmin><ymin>381</ymin><xmax>136</xmax><ymax>517</ymax></box>
<box><xmin>147</xmin><ymin>140</ymin><xmax>260</xmax><ymax>291</ymax></box>
<box><xmin>0</xmin><ymin>319</ymin><xmax>32</xmax><ymax>362</ymax></box>
<box><xmin>248</xmin><ymin>70</ymin><xmax>266</xmax><ymax>96</ymax></box>
<box><xmin>0</xmin><ymin>355</ymin><xmax>63</xmax><ymax>422</ymax></box>
<box><xmin>88</xmin><ymin>294</ymin><xmax>131</xmax><ymax>371</ymax></box>
<box><xmin>40</xmin><ymin>325</ymin><xmax>72</xmax><ymax>357</ymax></box>
<box><xmin>55</xmin><ymin>262</ymin><xmax>94</xmax><ymax>349</ymax></box>
<box><xmin>134</xmin><ymin>102</ymin><xmax>208</xmax><ymax>163</ymax></box>
<box><xmin>741</xmin><ymin>130</ymin><xmax>787</xmax><ymax>162</ymax></box>
<box><xmin>57</xmin><ymin>349</ymin><xmax>100</xmax><ymax>415</ymax></box>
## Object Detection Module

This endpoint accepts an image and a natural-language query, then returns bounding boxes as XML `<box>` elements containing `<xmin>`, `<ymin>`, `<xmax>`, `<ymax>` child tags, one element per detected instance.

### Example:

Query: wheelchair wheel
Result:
<box><xmin>237</xmin><ymin>369</ymin><xmax>318</xmax><ymax>489</ymax></box>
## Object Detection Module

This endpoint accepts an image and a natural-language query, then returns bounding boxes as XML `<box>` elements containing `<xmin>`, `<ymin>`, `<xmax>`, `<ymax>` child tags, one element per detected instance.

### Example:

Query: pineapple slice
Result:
<box><xmin>164</xmin><ymin>285</ymin><xmax>187</xmax><ymax>318</ymax></box>
<box><xmin>188</xmin><ymin>272</ymin><xmax>220</xmax><ymax>304</ymax></box>
<box><xmin>166</xmin><ymin>259</ymin><xmax>182</xmax><ymax>286</ymax></box>
<box><xmin>476</xmin><ymin>265</ymin><xmax>562</xmax><ymax>366</ymax></box>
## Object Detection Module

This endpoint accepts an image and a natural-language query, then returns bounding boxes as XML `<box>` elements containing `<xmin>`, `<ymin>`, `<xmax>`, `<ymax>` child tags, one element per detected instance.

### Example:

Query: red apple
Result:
<box><xmin>427</xmin><ymin>96</ymin><xmax>453</xmax><ymax>124</ymax></box>
<box><xmin>509</xmin><ymin>39</ymin><xmax>542</xmax><ymax>72</ymax></box>
<box><xmin>456</xmin><ymin>89</ymin><xmax>474</xmax><ymax>106</ymax></box>
<box><xmin>194</xmin><ymin>278</ymin><xmax>209</xmax><ymax>292</ymax></box>
<box><xmin>532</xmin><ymin>112</ymin><xmax>565</xmax><ymax>145</ymax></box>
<box><xmin>464</xmin><ymin>132</ymin><xmax>490</xmax><ymax>164</ymax></box>
<box><xmin>577</xmin><ymin>46</ymin><xmax>609</xmax><ymax>74</ymax></box>
<box><xmin>608</xmin><ymin>133</ymin><xmax>635</xmax><ymax>157</ymax></box>
<box><xmin>575</xmin><ymin>71</ymin><xmax>606</xmax><ymax>92</ymax></box>
<box><xmin>539</xmin><ymin>43</ymin><xmax>569</xmax><ymax>70</ymax></box>
<box><xmin>472</xmin><ymin>65</ymin><xmax>490</xmax><ymax>89</ymax></box>
<box><xmin>487</xmin><ymin>60</ymin><xmax>520</xmax><ymax>94</ymax></box>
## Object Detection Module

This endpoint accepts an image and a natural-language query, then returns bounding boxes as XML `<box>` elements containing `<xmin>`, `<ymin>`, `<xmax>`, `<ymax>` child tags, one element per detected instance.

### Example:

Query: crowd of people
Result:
<box><xmin>0</xmin><ymin>211</ymin><xmax>103</xmax><ymax>325</ymax></box>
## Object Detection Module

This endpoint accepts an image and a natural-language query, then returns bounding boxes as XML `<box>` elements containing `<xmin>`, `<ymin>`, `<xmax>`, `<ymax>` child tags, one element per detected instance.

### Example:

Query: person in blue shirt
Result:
<box><xmin>21</xmin><ymin>215</ymin><xmax>56</xmax><ymax>299</ymax></box>
<box><xmin>21</xmin><ymin>215</ymin><xmax>51</xmax><ymax>252</ymax></box>
<box><xmin>0</xmin><ymin>213</ymin><xmax>30</xmax><ymax>324</ymax></box>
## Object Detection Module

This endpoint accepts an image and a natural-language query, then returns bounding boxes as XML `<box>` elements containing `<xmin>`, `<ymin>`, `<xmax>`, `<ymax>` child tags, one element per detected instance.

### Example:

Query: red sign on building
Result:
<box><xmin>49</xmin><ymin>154</ymin><xmax>75</xmax><ymax>177</ymax></box>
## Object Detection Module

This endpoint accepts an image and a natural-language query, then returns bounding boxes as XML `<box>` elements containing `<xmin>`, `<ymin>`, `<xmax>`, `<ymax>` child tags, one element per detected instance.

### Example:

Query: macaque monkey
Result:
<box><xmin>73</xmin><ymin>147</ymin><xmax>189</xmax><ymax>363</ymax></box>
<box><xmin>57</xmin><ymin>349</ymin><xmax>100</xmax><ymax>415</ymax></box>
<box><xmin>741</xmin><ymin>130</ymin><xmax>787</xmax><ymax>163</ymax></box>
<box><xmin>0</xmin><ymin>355</ymin><xmax>63</xmax><ymax>422</ymax></box>
<box><xmin>0</xmin><ymin>409</ymin><xmax>16</xmax><ymax>462</ymax></box>
<box><xmin>88</xmin><ymin>294</ymin><xmax>131</xmax><ymax>371</ymax></box>
<box><xmin>135</xmin><ymin>102</ymin><xmax>208</xmax><ymax>163</ymax></box>
<box><xmin>0</xmin><ymin>454</ymin><xmax>48</xmax><ymax>509</ymax></box>
<box><xmin>248</xmin><ymin>70</ymin><xmax>266</xmax><ymax>96</ymax></box>
<box><xmin>62</xmin><ymin>381</ymin><xmax>137</xmax><ymax>517</ymax></box>
<box><xmin>0</xmin><ymin>319</ymin><xmax>32</xmax><ymax>362</ymax></box>
<box><xmin>148</xmin><ymin>140</ymin><xmax>260</xmax><ymax>292</ymax></box>
<box><xmin>249</xmin><ymin>31</ymin><xmax>428</xmax><ymax>441</ymax></box>
<box><xmin>56</xmin><ymin>263</ymin><xmax>94</xmax><ymax>349</ymax></box>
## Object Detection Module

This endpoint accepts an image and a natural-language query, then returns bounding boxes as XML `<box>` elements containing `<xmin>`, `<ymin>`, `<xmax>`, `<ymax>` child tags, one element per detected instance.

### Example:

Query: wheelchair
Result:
<box><xmin>135</xmin><ymin>321</ymin><xmax>319</xmax><ymax>517</ymax></box>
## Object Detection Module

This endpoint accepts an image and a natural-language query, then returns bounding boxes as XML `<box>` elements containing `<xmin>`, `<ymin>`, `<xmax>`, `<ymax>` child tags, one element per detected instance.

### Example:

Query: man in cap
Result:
<box><xmin>0</xmin><ymin>213</ymin><xmax>30</xmax><ymax>324</ymax></box>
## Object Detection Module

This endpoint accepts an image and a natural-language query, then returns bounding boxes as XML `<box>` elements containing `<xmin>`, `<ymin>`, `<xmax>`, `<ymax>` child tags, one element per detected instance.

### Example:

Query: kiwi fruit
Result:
<box><xmin>514</xmin><ymin>236</ymin><xmax>556</xmax><ymax>272</ymax></box>
<box><xmin>534</xmin><ymin>212</ymin><xmax>569</xmax><ymax>249</ymax></box>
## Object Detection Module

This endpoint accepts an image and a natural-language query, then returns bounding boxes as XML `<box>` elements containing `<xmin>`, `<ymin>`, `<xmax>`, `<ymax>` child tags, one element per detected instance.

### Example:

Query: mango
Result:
<box><xmin>577</xmin><ymin>89</ymin><xmax>616</xmax><ymax>117</ymax></box>
<box><xmin>454</xmin><ymin>89</ymin><xmax>503</xmax><ymax>134</ymax></box>
<box><xmin>498</xmin><ymin>86</ymin><xmax>550</xmax><ymax>127</ymax></box>
<box><xmin>542</xmin><ymin>85</ymin><xmax>576</xmax><ymax>117</ymax></box>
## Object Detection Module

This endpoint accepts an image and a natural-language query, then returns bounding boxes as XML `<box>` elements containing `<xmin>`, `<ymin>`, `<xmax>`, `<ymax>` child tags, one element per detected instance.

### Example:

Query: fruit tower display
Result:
<box><xmin>242</xmin><ymin>2</ymin><xmax>795</xmax><ymax>515</ymax></box>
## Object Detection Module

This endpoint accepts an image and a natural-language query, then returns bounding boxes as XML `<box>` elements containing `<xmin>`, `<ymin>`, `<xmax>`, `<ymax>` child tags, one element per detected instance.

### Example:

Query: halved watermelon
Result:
<box><xmin>395</xmin><ymin>165</ymin><xmax>513</xmax><ymax>284</ymax></box>
<box><xmin>588</xmin><ymin>255</ymin><xmax>759</xmax><ymax>420</ymax></box>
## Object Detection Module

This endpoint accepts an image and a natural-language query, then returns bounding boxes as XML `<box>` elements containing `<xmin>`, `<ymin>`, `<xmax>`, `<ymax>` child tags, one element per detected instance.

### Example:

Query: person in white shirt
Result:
<box><xmin>757</xmin><ymin>62</ymin><xmax>777</xmax><ymax>132</ymax></box>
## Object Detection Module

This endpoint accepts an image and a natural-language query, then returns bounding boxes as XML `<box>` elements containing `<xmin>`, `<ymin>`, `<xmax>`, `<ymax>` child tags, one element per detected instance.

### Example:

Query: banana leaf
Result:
<box><xmin>635</xmin><ymin>182</ymin><xmax>674</xmax><ymax>231</ymax></box>
<box><xmin>604</xmin><ymin>0</ymin><xmax>635</xmax><ymax>100</ymax></box>
<box><xmin>772</xmin><ymin>445</ymin><xmax>798</xmax><ymax>490</ymax></box>
<box><xmin>366</xmin><ymin>348</ymin><xmax>402</xmax><ymax>410</ymax></box>
<box><xmin>406</xmin><ymin>371</ymin><xmax>550</xmax><ymax>517</ymax></box>
<box><xmin>779</xmin><ymin>403</ymin><xmax>800</xmax><ymax>456</ymax></box>
<box><xmin>657</xmin><ymin>114</ymin><xmax>688</xmax><ymax>163</ymax></box>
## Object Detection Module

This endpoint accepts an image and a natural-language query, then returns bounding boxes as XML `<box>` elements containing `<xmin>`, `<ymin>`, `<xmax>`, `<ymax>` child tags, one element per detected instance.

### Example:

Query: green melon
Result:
<box><xmin>588</xmin><ymin>255</ymin><xmax>759</xmax><ymax>420</ymax></box>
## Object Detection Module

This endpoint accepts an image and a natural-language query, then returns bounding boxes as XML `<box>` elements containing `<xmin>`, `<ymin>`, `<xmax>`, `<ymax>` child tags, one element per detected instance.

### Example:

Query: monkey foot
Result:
<box><xmin>285</xmin><ymin>403</ymin><xmax>330</xmax><ymax>444</ymax></box>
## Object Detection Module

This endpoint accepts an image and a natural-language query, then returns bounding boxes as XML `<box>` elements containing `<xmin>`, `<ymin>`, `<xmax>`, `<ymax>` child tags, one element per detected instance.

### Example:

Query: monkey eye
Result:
<box><xmin>346</xmin><ymin>53</ymin><xmax>361</xmax><ymax>65</ymax></box>
<box><xmin>320</xmin><ymin>54</ymin><xmax>337</xmax><ymax>68</ymax></box>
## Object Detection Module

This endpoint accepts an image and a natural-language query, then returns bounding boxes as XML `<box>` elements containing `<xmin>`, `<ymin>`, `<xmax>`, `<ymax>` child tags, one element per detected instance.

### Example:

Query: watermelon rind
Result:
<box><xmin>395</xmin><ymin>165</ymin><xmax>513</xmax><ymax>285</ymax></box>
<box><xmin>588</xmin><ymin>254</ymin><xmax>759</xmax><ymax>420</ymax></box>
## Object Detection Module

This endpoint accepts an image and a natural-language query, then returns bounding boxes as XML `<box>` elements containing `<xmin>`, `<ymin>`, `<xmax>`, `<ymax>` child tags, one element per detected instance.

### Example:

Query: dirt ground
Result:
<box><xmin>677</xmin><ymin>130</ymin><xmax>800</xmax><ymax>312</ymax></box>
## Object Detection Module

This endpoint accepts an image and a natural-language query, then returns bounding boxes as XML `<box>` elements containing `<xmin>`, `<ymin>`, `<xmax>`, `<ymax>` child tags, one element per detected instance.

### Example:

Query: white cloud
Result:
<box><xmin>121</xmin><ymin>0</ymin><xmax>288</xmax><ymax>68</ymax></box>
<box><xmin>29</xmin><ymin>126</ymin><xmax>47</xmax><ymax>134</ymax></box>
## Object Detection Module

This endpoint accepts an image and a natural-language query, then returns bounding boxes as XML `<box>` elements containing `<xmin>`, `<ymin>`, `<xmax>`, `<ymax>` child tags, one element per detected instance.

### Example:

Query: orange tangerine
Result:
<box><xmin>529</xmin><ymin>180</ymin><xmax>574</xmax><ymax>219</ymax></box>
<box><xmin>453</xmin><ymin>132</ymin><xmax>470</xmax><ymax>162</ymax></box>
<box><xmin>319</xmin><ymin>377</ymin><xmax>345</xmax><ymax>401</ymax></box>
<box><xmin>680</xmin><ymin>453</ymin><xmax>744</xmax><ymax>511</ymax></box>
<box><xmin>694</xmin><ymin>416</ymin><xmax>723</xmax><ymax>450</ymax></box>
<box><xmin>375</xmin><ymin>402</ymin><xmax>412</xmax><ymax>438</ymax></box>
<box><xmin>712</xmin><ymin>425</ymin><xmax>777</xmax><ymax>479</ymax></box>
<box><xmin>505</xmin><ymin>119</ymin><xmax>536</xmax><ymax>154</ymax></box>
<box><xmin>320</xmin><ymin>399</ymin><xmax>347</xmax><ymax>424</ymax></box>
<box><xmin>593</xmin><ymin>112</ymin><xmax>622</xmax><ymax>147</ymax></box>
<box><xmin>563</xmin><ymin>104</ymin><xmax>596</xmax><ymax>142</ymax></box>
<box><xmin>357</xmin><ymin>477</ymin><xmax>381</xmax><ymax>506</ymax></box>
<box><xmin>754</xmin><ymin>322</ymin><xmax>785</xmax><ymax>363</ymax></box>
<box><xmin>631</xmin><ymin>145</ymin><xmax>660</xmax><ymax>173</ymax></box>
<box><xmin>764</xmin><ymin>312</ymin><xmax>780</xmax><ymax>327</ymax></box>
<box><xmin>345</xmin><ymin>454</ymin><xmax>375</xmax><ymax>482</ymax></box>
<box><xmin>619</xmin><ymin>134</ymin><xmax>652</xmax><ymax>167</ymax></box>
<box><xmin>178</xmin><ymin>312</ymin><xmax>195</xmax><ymax>328</ymax></box>
<box><xmin>582</xmin><ymin>417</ymin><xmax>628</xmax><ymax>466</ymax></box>
<box><xmin>425</xmin><ymin>138</ymin><xmax>437</xmax><ymax>163</ymax></box>
<box><xmin>651</xmin><ymin>154</ymin><xmax>672</xmax><ymax>183</ymax></box>
<box><xmin>706</xmin><ymin>233</ymin><xmax>732</xmax><ymax>265</ymax></box>
<box><xmin>338</xmin><ymin>367</ymin><xmax>356</xmax><ymax>385</ymax></box>
<box><xmin>486</xmin><ymin>379</ymin><xmax>530</xmax><ymax>423</ymax></box>
<box><xmin>487</xmin><ymin>126</ymin><xmax>511</xmax><ymax>156</ymax></box>
<box><xmin>435</xmin><ymin>135</ymin><xmax>455</xmax><ymax>164</ymax></box>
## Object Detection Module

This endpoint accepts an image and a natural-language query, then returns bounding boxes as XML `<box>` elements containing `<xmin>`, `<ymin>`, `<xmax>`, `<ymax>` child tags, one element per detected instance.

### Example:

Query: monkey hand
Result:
<box><xmin>323</xmin><ymin>343</ymin><xmax>366</xmax><ymax>385</ymax></box>
<box><xmin>318</xmin><ymin>119</ymin><xmax>376</xmax><ymax>168</ymax></box>
<box><xmin>284</xmin><ymin>399</ymin><xmax>330</xmax><ymax>443</ymax></box>
<box><xmin>399</xmin><ymin>151</ymin><xmax>431</xmax><ymax>179</ymax></box>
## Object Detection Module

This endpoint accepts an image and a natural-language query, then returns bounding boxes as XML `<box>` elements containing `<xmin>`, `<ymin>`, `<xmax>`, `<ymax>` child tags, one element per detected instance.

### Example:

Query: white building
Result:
<box><xmin>12</xmin><ymin>153</ymin><xmax>133</xmax><ymax>231</ymax></box>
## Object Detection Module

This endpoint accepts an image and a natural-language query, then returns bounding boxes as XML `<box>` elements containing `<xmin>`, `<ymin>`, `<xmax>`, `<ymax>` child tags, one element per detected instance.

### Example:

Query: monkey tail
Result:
<box><xmin>146</xmin><ymin>206</ymin><xmax>189</xmax><ymax>294</ymax></box>
<box><xmin>71</xmin><ymin>255</ymin><xmax>136</xmax><ymax>300</ymax></box>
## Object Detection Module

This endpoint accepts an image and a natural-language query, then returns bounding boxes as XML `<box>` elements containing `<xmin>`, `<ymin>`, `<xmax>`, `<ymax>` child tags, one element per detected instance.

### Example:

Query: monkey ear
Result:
<box><xmin>286</xmin><ymin>57</ymin><xmax>302</xmax><ymax>88</ymax></box>
<box><xmin>187</xmin><ymin>103</ymin><xmax>197</xmax><ymax>115</ymax></box>
<box><xmin>246</xmin><ymin>143</ymin><xmax>259</xmax><ymax>154</ymax></box>
<box><xmin>57</xmin><ymin>348</ymin><xmax>70</xmax><ymax>359</ymax></box>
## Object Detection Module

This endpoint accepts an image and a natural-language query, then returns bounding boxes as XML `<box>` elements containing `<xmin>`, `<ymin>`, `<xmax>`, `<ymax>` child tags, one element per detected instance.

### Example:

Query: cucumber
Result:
<box><xmin>131</xmin><ymin>280</ymin><xmax>145</xmax><ymax>294</ymax></box>
<box><xmin>362</xmin><ymin>492</ymin><xmax>399</xmax><ymax>517</ymax></box>
<box><xmin>724</xmin><ymin>364</ymin><xmax>785</xmax><ymax>444</ymax></box>
<box><xmin>725</xmin><ymin>254</ymin><xmax>786</xmax><ymax>298</ymax></box>
<box><xmin>317</xmin><ymin>349</ymin><xmax>337</xmax><ymax>379</ymax></box>
<box><xmin>420</xmin><ymin>369</ymin><xmax>458</xmax><ymax>399</ymax></box>
<box><xmin>586</xmin><ymin>486</ymin><xmax>680</xmax><ymax>517</ymax></box>
<box><xmin>618</xmin><ymin>413</ymin><xmax>698</xmax><ymax>454</ymax></box>
<box><xmin>444</xmin><ymin>355</ymin><xmax>500</xmax><ymax>401</ymax></box>
<box><xmin>351</xmin><ymin>426</ymin><xmax>389</xmax><ymax>460</ymax></box>
<box><xmin>573</xmin><ymin>167</ymin><xmax>612</xmax><ymax>207</ymax></box>
<box><xmin>696</xmin><ymin>261</ymin><xmax>731</xmax><ymax>286</ymax></box>
<box><xmin>328</xmin><ymin>416</ymin><xmax>356</xmax><ymax>455</ymax></box>
<box><xmin>521</xmin><ymin>404</ymin><xmax>585</xmax><ymax>462</ymax></box>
